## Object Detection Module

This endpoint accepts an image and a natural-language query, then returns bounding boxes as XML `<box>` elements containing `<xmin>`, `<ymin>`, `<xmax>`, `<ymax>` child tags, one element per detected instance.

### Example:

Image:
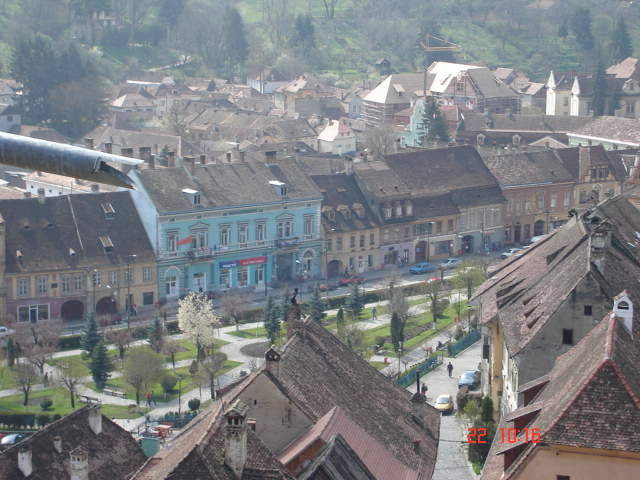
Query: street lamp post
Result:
<box><xmin>125</xmin><ymin>254</ymin><xmax>137</xmax><ymax>329</ymax></box>
<box><xmin>426</xmin><ymin>222</ymin><xmax>434</xmax><ymax>263</ymax></box>
<box><xmin>397</xmin><ymin>340</ymin><xmax>404</xmax><ymax>378</ymax></box>
<box><xmin>177</xmin><ymin>373</ymin><xmax>184</xmax><ymax>416</ymax></box>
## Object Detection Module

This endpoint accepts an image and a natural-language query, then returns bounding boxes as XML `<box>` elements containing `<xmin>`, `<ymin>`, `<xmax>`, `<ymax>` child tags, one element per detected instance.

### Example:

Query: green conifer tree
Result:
<box><xmin>264</xmin><ymin>296</ymin><xmax>281</xmax><ymax>344</ymax></box>
<box><xmin>309</xmin><ymin>287</ymin><xmax>326</xmax><ymax>323</ymax></box>
<box><xmin>81</xmin><ymin>316</ymin><xmax>100</xmax><ymax>357</ymax></box>
<box><xmin>336</xmin><ymin>307</ymin><xmax>346</xmax><ymax>339</ymax></box>
<box><xmin>348</xmin><ymin>283</ymin><xmax>363</xmax><ymax>319</ymax></box>
<box><xmin>148</xmin><ymin>317</ymin><xmax>165</xmax><ymax>353</ymax></box>
<box><xmin>592</xmin><ymin>57</ymin><xmax>608</xmax><ymax>116</ymax></box>
<box><xmin>390</xmin><ymin>312</ymin><xmax>404</xmax><ymax>352</ymax></box>
<box><xmin>89</xmin><ymin>340</ymin><xmax>113</xmax><ymax>391</ymax></box>
<box><xmin>610</xmin><ymin>17</ymin><xmax>633</xmax><ymax>64</ymax></box>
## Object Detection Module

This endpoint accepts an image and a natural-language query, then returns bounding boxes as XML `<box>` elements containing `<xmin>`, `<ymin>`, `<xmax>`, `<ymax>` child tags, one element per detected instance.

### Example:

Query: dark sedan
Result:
<box><xmin>458</xmin><ymin>370</ymin><xmax>480</xmax><ymax>390</ymax></box>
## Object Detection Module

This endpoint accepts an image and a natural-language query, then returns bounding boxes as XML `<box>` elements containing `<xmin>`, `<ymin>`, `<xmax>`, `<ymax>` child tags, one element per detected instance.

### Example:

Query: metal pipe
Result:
<box><xmin>0</xmin><ymin>131</ymin><xmax>141</xmax><ymax>189</ymax></box>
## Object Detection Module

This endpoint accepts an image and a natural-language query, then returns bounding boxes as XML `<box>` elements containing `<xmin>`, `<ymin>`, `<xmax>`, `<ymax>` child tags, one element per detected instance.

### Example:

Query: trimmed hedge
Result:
<box><xmin>0</xmin><ymin>414</ymin><xmax>36</xmax><ymax>429</ymax></box>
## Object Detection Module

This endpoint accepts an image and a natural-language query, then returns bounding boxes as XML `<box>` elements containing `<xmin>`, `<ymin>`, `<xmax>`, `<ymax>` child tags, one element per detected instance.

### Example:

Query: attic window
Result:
<box><xmin>182</xmin><ymin>188</ymin><xmax>201</xmax><ymax>207</ymax></box>
<box><xmin>545</xmin><ymin>247</ymin><xmax>565</xmax><ymax>265</ymax></box>
<box><xmin>269</xmin><ymin>180</ymin><xmax>288</xmax><ymax>197</ymax></box>
<box><xmin>16</xmin><ymin>250</ymin><xmax>22</xmax><ymax>259</ymax></box>
<box><xmin>101</xmin><ymin>202</ymin><xmax>116</xmax><ymax>219</ymax></box>
<box><xmin>99</xmin><ymin>236</ymin><xmax>114</xmax><ymax>253</ymax></box>
<box><xmin>23</xmin><ymin>224</ymin><xmax>30</xmax><ymax>230</ymax></box>
<box><xmin>69</xmin><ymin>248</ymin><xmax>76</xmax><ymax>256</ymax></box>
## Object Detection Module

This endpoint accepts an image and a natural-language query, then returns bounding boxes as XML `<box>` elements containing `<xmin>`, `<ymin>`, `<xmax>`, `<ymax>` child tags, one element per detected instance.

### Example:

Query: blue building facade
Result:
<box><xmin>130</xmin><ymin>159</ymin><xmax>323</xmax><ymax>301</ymax></box>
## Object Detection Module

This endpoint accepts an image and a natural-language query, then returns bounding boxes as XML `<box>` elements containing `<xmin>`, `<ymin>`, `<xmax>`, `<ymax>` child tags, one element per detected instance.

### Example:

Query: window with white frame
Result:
<box><xmin>237</xmin><ymin>266</ymin><xmax>248</xmax><ymax>287</ymax></box>
<box><xmin>238</xmin><ymin>223</ymin><xmax>248</xmax><ymax>244</ymax></box>
<box><xmin>256</xmin><ymin>222</ymin><xmax>266</xmax><ymax>243</ymax></box>
<box><xmin>143</xmin><ymin>267</ymin><xmax>152</xmax><ymax>282</ymax></box>
<box><xmin>304</xmin><ymin>215</ymin><xmax>314</xmax><ymax>237</ymax></box>
<box><xmin>303</xmin><ymin>250</ymin><xmax>313</xmax><ymax>271</ymax></box>
<box><xmin>220</xmin><ymin>225</ymin><xmax>231</xmax><ymax>246</ymax></box>
<box><xmin>17</xmin><ymin>304</ymin><xmax>49</xmax><ymax>323</ymax></box>
<box><xmin>550</xmin><ymin>193</ymin><xmax>557</xmax><ymax>208</ymax></box>
<box><xmin>220</xmin><ymin>269</ymin><xmax>231</xmax><ymax>289</ymax></box>
<box><xmin>124</xmin><ymin>268</ymin><xmax>133</xmax><ymax>283</ymax></box>
<box><xmin>167</xmin><ymin>232</ymin><xmax>177</xmax><ymax>252</ymax></box>
<box><xmin>92</xmin><ymin>271</ymin><xmax>101</xmax><ymax>286</ymax></box>
<box><xmin>18</xmin><ymin>278</ymin><xmax>29</xmax><ymax>297</ymax></box>
<box><xmin>165</xmin><ymin>270</ymin><xmax>179</xmax><ymax>296</ymax></box>
<box><xmin>277</xmin><ymin>218</ymin><xmax>293</xmax><ymax>238</ymax></box>
<box><xmin>109</xmin><ymin>271</ymin><xmax>118</xmax><ymax>286</ymax></box>
<box><xmin>256</xmin><ymin>264</ymin><xmax>265</xmax><ymax>284</ymax></box>
<box><xmin>37</xmin><ymin>276</ymin><xmax>47</xmax><ymax>295</ymax></box>
<box><xmin>73</xmin><ymin>274</ymin><xmax>83</xmax><ymax>291</ymax></box>
<box><xmin>192</xmin><ymin>230</ymin><xmax>208</xmax><ymax>249</ymax></box>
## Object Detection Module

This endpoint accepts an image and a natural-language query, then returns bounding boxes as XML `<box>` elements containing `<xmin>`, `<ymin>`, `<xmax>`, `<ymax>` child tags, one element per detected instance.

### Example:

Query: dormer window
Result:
<box><xmin>383</xmin><ymin>203</ymin><xmax>392</xmax><ymax>219</ymax></box>
<box><xmin>269</xmin><ymin>180</ymin><xmax>288</xmax><ymax>197</ymax></box>
<box><xmin>182</xmin><ymin>188</ymin><xmax>201</xmax><ymax>207</ymax></box>
<box><xmin>99</xmin><ymin>236</ymin><xmax>114</xmax><ymax>253</ymax></box>
<box><xmin>394</xmin><ymin>201</ymin><xmax>402</xmax><ymax>217</ymax></box>
<box><xmin>69</xmin><ymin>248</ymin><xmax>76</xmax><ymax>256</ymax></box>
<box><xmin>101</xmin><ymin>202</ymin><xmax>115</xmax><ymax>219</ymax></box>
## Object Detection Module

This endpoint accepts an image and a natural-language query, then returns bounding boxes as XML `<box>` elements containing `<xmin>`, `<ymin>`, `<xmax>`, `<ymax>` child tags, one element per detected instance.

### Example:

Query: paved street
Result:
<box><xmin>408</xmin><ymin>341</ymin><xmax>482</xmax><ymax>480</ymax></box>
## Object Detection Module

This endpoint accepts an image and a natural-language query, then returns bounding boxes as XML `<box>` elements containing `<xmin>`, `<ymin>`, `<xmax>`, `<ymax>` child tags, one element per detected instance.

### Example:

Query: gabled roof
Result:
<box><xmin>363</xmin><ymin>74</ymin><xmax>426</xmax><ymax>105</ymax></box>
<box><xmin>554</xmin><ymin>145</ymin><xmax>628</xmax><ymax>182</ymax></box>
<box><xmin>606</xmin><ymin>57</ymin><xmax>640</xmax><ymax>79</ymax></box>
<box><xmin>460</xmin><ymin>112</ymin><xmax>593</xmax><ymax>134</ymax></box>
<box><xmin>0</xmin><ymin>406</ymin><xmax>146</xmax><ymax>480</ymax></box>
<box><xmin>262</xmin><ymin>311</ymin><xmax>440</xmax><ymax>479</ymax></box>
<box><xmin>280</xmin><ymin>74</ymin><xmax>329</xmax><ymax>94</ymax></box>
<box><xmin>568</xmin><ymin>116</ymin><xmax>640</xmax><ymax>146</ymax></box>
<box><xmin>481</xmin><ymin>312</ymin><xmax>640</xmax><ymax>480</ymax></box>
<box><xmin>317</xmin><ymin>120</ymin><xmax>354</xmax><ymax>142</ymax></box>
<box><xmin>427</xmin><ymin>62</ymin><xmax>483</xmax><ymax>93</ymax></box>
<box><xmin>297</xmin><ymin>434</ymin><xmax>376</xmax><ymax>480</ymax></box>
<box><xmin>484</xmin><ymin>150</ymin><xmax>574</xmax><ymax>187</ymax></box>
<box><xmin>136</xmin><ymin>157</ymin><xmax>321</xmax><ymax>212</ymax></box>
<box><xmin>265</xmin><ymin>119</ymin><xmax>317</xmax><ymax>139</ymax></box>
<box><xmin>0</xmin><ymin>191</ymin><xmax>154</xmax><ymax>273</ymax></box>
<box><xmin>280</xmin><ymin>406</ymin><xmax>417</xmax><ymax>480</ymax></box>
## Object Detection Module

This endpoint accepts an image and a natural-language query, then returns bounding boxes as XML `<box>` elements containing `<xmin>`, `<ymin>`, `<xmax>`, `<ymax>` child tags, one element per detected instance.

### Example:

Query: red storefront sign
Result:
<box><xmin>239</xmin><ymin>256</ymin><xmax>268</xmax><ymax>266</ymax></box>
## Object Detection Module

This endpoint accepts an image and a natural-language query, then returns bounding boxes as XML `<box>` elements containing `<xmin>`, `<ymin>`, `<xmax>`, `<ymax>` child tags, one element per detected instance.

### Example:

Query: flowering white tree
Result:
<box><xmin>178</xmin><ymin>292</ymin><xmax>219</xmax><ymax>362</ymax></box>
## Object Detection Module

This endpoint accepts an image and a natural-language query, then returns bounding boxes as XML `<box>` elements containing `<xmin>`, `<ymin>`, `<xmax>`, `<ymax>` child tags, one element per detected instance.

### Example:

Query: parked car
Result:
<box><xmin>530</xmin><ymin>235</ymin><xmax>546</xmax><ymax>243</ymax></box>
<box><xmin>409</xmin><ymin>262</ymin><xmax>438</xmax><ymax>274</ymax></box>
<box><xmin>500</xmin><ymin>248</ymin><xmax>522</xmax><ymax>259</ymax></box>
<box><xmin>0</xmin><ymin>326</ymin><xmax>15</xmax><ymax>337</ymax></box>
<box><xmin>434</xmin><ymin>394</ymin><xmax>454</xmax><ymax>414</ymax></box>
<box><xmin>439</xmin><ymin>258</ymin><xmax>462</xmax><ymax>270</ymax></box>
<box><xmin>458</xmin><ymin>370</ymin><xmax>481</xmax><ymax>390</ymax></box>
<box><xmin>338</xmin><ymin>276</ymin><xmax>364</xmax><ymax>286</ymax></box>
<box><xmin>318</xmin><ymin>282</ymin><xmax>339</xmax><ymax>292</ymax></box>
<box><xmin>0</xmin><ymin>433</ymin><xmax>24</xmax><ymax>446</ymax></box>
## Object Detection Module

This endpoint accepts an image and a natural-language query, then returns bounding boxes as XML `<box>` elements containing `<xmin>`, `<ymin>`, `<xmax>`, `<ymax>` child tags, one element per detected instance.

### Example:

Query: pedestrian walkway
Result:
<box><xmin>408</xmin><ymin>341</ymin><xmax>482</xmax><ymax>480</ymax></box>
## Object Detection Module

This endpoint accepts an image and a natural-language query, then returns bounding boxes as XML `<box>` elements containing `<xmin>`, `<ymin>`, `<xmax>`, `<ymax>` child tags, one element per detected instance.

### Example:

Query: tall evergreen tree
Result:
<box><xmin>390</xmin><ymin>312</ymin><xmax>404</xmax><ymax>352</ymax></box>
<box><xmin>420</xmin><ymin>99</ymin><xmax>450</xmax><ymax>145</ymax></box>
<box><xmin>610</xmin><ymin>17</ymin><xmax>633</xmax><ymax>64</ymax></box>
<box><xmin>309</xmin><ymin>287</ymin><xmax>325</xmax><ymax>323</ymax></box>
<box><xmin>81</xmin><ymin>316</ymin><xmax>100</xmax><ymax>357</ymax></box>
<box><xmin>148</xmin><ymin>316</ymin><xmax>165</xmax><ymax>353</ymax></box>
<box><xmin>592</xmin><ymin>58</ymin><xmax>608</xmax><ymax>116</ymax></box>
<box><xmin>570</xmin><ymin>8</ymin><xmax>594</xmax><ymax>51</ymax></box>
<box><xmin>281</xmin><ymin>289</ymin><xmax>291</xmax><ymax>324</ymax></box>
<box><xmin>558</xmin><ymin>19</ymin><xmax>568</xmax><ymax>39</ymax></box>
<box><xmin>336</xmin><ymin>307</ymin><xmax>346</xmax><ymax>339</ymax></box>
<box><xmin>220</xmin><ymin>6</ymin><xmax>248</xmax><ymax>78</ymax></box>
<box><xmin>89</xmin><ymin>340</ymin><xmax>113</xmax><ymax>391</ymax></box>
<box><xmin>264</xmin><ymin>296</ymin><xmax>281</xmax><ymax>344</ymax></box>
<box><xmin>291</xmin><ymin>14</ymin><xmax>316</xmax><ymax>50</ymax></box>
<box><xmin>347</xmin><ymin>283</ymin><xmax>363</xmax><ymax>319</ymax></box>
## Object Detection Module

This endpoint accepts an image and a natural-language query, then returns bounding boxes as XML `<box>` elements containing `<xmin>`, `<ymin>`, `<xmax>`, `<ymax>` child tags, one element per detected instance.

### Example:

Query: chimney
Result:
<box><xmin>344</xmin><ymin>155</ymin><xmax>353</xmax><ymax>175</ymax></box>
<box><xmin>224</xmin><ymin>400</ymin><xmax>249</xmax><ymax>479</ymax></box>
<box><xmin>121</xmin><ymin>147</ymin><xmax>134</xmax><ymax>158</ymax></box>
<box><xmin>286</xmin><ymin>303</ymin><xmax>304</xmax><ymax>340</ymax></box>
<box><xmin>139</xmin><ymin>146</ymin><xmax>152</xmax><ymax>164</ymax></box>
<box><xmin>18</xmin><ymin>446</ymin><xmax>32</xmax><ymax>477</ymax></box>
<box><xmin>90</xmin><ymin>184</ymin><xmax>99</xmax><ymax>192</ymax></box>
<box><xmin>579</xmin><ymin>146</ymin><xmax>591</xmax><ymax>180</ymax></box>
<box><xmin>88</xmin><ymin>404</ymin><xmax>102</xmax><ymax>435</ymax></box>
<box><xmin>37</xmin><ymin>188</ymin><xmax>45</xmax><ymax>204</ymax></box>
<box><xmin>167</xmin><ymin>151</ymin><xmax>176</xmax><ymax>168</ymax></box>
<box><xmin>84</xmin><ymin>138</ymin><xmax>94</xmax><ymax>150</ymax></box>
<box><xmin>264</xmin><ymin>346</ymin><xmax>281</xmax><ymax>377</ymax></box>
<box><xmin>23</xmin><ymin>191</ymin><xmax>31</xmax><ymax>199</ymax></box>
<box><xmin>69</xmin><ymin>447</ymin><xmax>89</xmax><ymax>480</ymax></box>
<box><xmin>413</xmin><ymin>440</ymin><xmax>421</xmax><ymax>453</ymax></box>
<box><xmin>199</xmin><ymin>154</ymin><xmax>206</xmax><ymax>164</ymax></box>
<box><xmin>103</xmin><ymin>142</ymin><xmax>113</xmax><ymax>154</ymax></box>
<box><xmin>53</xmin><ymin>436</ymin><xmax>63</xmax><ymax>453</ymax></box>
<box><xmin>149</xmin><ymin>154</ymin><xmax>156</xmax><ymax>169</ymax></box>
<box><xmin>590</xmin><ymin>223</ymin><xmax>613</xmax><ymax>274</ymax></box>
<box><xmin>410</xmin><ymin>391</ymin><xmax>426</xmax><ymax>427</ymax></box>
<box><xmin>184</xmin><ymin>156</ymin><xmax>196</xmax><ymax>174</ymax></box>
<box><xmin>614</xmin><ymin>291</ymin><xmax>633</xmax><ymax>336</ymax></box>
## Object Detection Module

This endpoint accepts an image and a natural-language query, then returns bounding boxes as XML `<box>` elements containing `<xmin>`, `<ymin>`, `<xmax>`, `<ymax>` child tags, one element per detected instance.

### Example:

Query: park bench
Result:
<box><xmin>103</xmin><ymin>388</ymin><xmax>127</xmax><ymax>399</ymax></box>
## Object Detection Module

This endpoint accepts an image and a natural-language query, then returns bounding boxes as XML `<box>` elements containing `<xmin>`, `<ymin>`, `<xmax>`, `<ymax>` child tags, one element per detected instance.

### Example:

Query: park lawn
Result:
<box><xmin>228</xmin><ymin>326</ymin><xmax>267</xmax><ymax>339</ymax></box>
<box><xmin>166</xmin><ymin>338</ymin><xmax>229</xmax><ymax>363</ymax></box>
<box><xmin>0</xmin><ymin>366</ymin><xmax>18</xmax><ymax>390</ymax></box>
<box><xmin>102</xmin><ymin>404</ymin><xmax>149</xmax><ymax>419</ymax></box>
<box><xmin>0</xmin><ymin>388</ymin><xmax>75</xmax><ymax>415</ymax></box>
<box><xmin>49</xmin><ymin>350</ymin><xmax>120</xmax><ymax>377</ymax></box>
<box><xmin>368</xmin><ymin>361</ymin><xmax>387</xmax><ymax>370</ymax></box>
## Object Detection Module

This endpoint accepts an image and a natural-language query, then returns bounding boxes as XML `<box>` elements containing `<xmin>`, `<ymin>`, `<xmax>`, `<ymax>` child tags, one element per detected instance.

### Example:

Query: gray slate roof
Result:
<box><xmin>137</xmin><ymin>157</ymin><xmax>322</xmax><ymax>212</ymax></box>
<box><xmin>484</xmin><ymin>150</ymin><xmax>575</xmax><ymax>187</ymax></box>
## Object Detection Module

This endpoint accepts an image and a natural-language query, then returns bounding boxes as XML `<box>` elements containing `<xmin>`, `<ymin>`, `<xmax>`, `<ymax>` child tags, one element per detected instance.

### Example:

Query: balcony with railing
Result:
<box><xmin>161</xmin><ymin>240</ymin><xmax>276</xmax><ymax>260</ymax></box>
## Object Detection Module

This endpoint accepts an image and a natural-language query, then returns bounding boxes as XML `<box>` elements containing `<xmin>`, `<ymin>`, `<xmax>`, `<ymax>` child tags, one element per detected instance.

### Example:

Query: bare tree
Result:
<box><xmin>14</xmin><ymin>363</ymin><xmax>37</xmax><ymax>406</ymax></box>
<box><xmin>201</xmin><ymin>352</ymin><xmax>226</xmax><ymax>400</ymax></box>
<box><xmin>19</xmin><ymin>322</ymin><xmax>61</xmax><ymax>376</ymax></box>
<box><xmin>385</xmin><ymin>278</ymin><xmax>409</xmax><ymax>323</ymax></box>
<box><xmin>162</xmin><ymin>339</ymin><xmax>185</xmax><ymax>369</ymax></box>
<box><xmin>106</xmin><ymin>329</ymin><xmax>134</xmax><ymax>367</ymax></box>
<box><xmin>321</xmin><ymin>0</ymin><xmax>339</xmax><ymax>19</ymax></box>
<box><xmin>365</xmin><ymin>127</ymin><xmax>396</xmax><ymax>160</ymax></box>
<box><xmin>220</xmin><ymin>291</ymin><xmax>250</xmax><ymax>332</ymax></box>
<box><xmin>123</xmin><ymin>348</ymin><xmax>164</xmax><ymax>406</ymax></box>
<box><xmin>425</xmin><ymin>279</ymin><xmax>444</xmax><ymax>327</ymax></box>
<box><xmin>56</xmin><ymin>359</ymin><xmax>84</xmax><ymax>409</ymax></box>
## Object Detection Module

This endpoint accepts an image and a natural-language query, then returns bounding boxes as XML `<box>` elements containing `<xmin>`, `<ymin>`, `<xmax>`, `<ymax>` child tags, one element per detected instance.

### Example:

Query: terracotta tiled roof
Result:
<box><xmin>482</xmin><ymin>312</ymin><xmax>640</xmax><ymax>480</ymax></box>
<box><xmin>269</xmin><ymin>315</ymin><xmax>440</xmax><ymax>479</ymax></box>
<box><xmin>279</xmin><ymin>406</ymin><xmax>419</xmax><ymax>480</ymax></box>
<box><xmin>0</xmin><ymin>406</ymin><xmax>146</xmax><ymax>480</ymax></box>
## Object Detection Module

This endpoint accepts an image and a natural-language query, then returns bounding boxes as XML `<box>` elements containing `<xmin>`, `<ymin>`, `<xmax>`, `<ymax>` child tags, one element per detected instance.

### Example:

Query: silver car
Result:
<box><xmin>439</xmin><ymin>258</ymin><xmax>462</xmax><ymax>270</ymax></box>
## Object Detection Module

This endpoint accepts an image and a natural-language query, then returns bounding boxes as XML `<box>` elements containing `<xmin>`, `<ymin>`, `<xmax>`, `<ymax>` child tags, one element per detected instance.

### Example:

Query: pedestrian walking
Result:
<box><xmin>447</xmin><ymin>362</ymin><xmax>453</xmax><ymax>378</ymax></box>
<box><xmin>145</xmin><ymin>391</ymin><xmax>152</xmax><ymax>408</ymax></box>
<box><xmin>43</xmin><ymin>372</ymin><xmax>49</xmax><ymax>388</ymax></box>
<box><xmin>371</xmin><ymin>306</ymin><xmax>377</xmax><ymax>321</ymax></box>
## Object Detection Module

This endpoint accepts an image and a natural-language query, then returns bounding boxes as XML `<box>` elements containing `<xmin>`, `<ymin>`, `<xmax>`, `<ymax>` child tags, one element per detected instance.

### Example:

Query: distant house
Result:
<box><xmin>427</xmin><ymin>62</ymin><xmax>520</xmax><ymax>114</ymax></box>
<box><xmin>545</xmin><ymin>71</ymin><xmax>587</xmax><ymax>116</ymax></box>
<box><xmin>274</xmin><ymin>73</ymin><xmax>334</xmax><ymax>115</ymax></box>
<box><xmin>264</xmin><ymin>118</ymin><xmax>318</xmax><ymax>148</ymax></box>
<box><xmin>374</xmin><ymin>57</ymin><xmax>391</xmax><ymax>76</ymax></box>
<box><xmin>317</xmin><ymin>119</ymin><xmax>356</xmax><ymax>154</ymax></box>
<box><xmin>246</xmin><ymin>66</ymin><xmax>289</xmax><ymax>94</ymax></box>
<box><xmin>0</xmin><ymin>104</ymin><xmax>20</xmax><ymax>132</ymax></box>
<box><xmin>343</xmin><ymin>87</ymin><xmax>371</xmax><ymax>119</ymax></box>
<box><xmin>362</xmin><ymin>73</ymin><xmax>425</xmax><ymax>127</ymax></box>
